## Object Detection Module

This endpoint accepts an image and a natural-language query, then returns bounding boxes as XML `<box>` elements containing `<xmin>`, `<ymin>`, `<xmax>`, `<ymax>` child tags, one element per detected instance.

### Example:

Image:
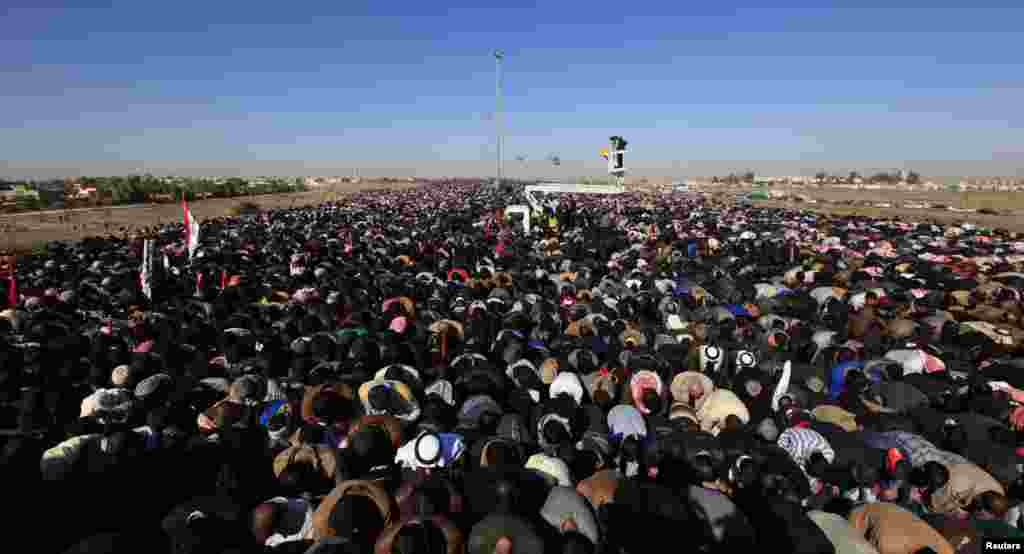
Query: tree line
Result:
<box><xmin>812</xmin><ymin>170</ymin><xmax>921</xmax><ymax>185</ymax></box>
<box><xmin>1</xmin><ymin>176</ymin><xmax>305</xmax><ymax>212</ymax></box>
<box><xmin>710</xmin><ymin>170</ymin><xmax>921</xmax><ymax>185</ymax></box>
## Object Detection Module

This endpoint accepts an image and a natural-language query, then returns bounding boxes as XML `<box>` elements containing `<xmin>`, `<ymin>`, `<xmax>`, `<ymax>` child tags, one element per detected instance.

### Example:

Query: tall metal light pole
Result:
<box><xmin>494</xmin><ymin>49</ymin><xmax>504</xmax><ymax>186</ymax></box>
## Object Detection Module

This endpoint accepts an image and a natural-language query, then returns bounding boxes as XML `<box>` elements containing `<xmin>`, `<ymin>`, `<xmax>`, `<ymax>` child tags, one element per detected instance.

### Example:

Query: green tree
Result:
<box><xmin>16</xmin><ymin>195</ymin><xmax>41</xmax><ymax>211</ymax></box>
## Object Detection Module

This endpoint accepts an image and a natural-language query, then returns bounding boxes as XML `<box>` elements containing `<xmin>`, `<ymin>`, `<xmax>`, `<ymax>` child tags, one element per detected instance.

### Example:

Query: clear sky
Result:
<box><xmin>1</xmin><ymin>1</ymin><xmax>1022</xmax><ymax>176</ymax></box>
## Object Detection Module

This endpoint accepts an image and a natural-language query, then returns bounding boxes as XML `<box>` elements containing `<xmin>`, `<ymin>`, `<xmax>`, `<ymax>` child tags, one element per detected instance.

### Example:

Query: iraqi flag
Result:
<box><xmin>183</xmin><ymin>198</ymin><xmax>200</xmax><ymax>261</ymax></box>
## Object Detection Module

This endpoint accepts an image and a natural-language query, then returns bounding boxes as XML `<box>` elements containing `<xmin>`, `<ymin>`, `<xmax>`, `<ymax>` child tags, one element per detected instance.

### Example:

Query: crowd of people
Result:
<box><xmin>4</xmin><ymin>181</ymin><xmax>1024</xmax><ymax>554</ymax></box>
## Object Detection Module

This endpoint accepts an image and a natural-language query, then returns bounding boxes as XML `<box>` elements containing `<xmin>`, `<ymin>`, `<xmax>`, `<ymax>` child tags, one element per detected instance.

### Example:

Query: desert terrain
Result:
<box><xmin>745</xmin><ymin>188</ymin><xmax>1024</xmax><ymax>232</ymax></box>
<box><xmin>0</xmin><ymin>182</ymin><xmax>414</xmax><ymax>252</ymax></box>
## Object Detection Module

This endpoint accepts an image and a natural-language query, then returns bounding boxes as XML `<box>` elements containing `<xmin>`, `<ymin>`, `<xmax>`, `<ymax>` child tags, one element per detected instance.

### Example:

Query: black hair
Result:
<box><xmin>494</xmin><ymin>477</ymin><xmax>520</xmax><ymax>513</ymax></box>
<box><xmin>822</xmin><ymin>496</ymin><xmax>856</xmax><ymax>519</ymax></box>
<box><xmin>103</xmin><ymin>429</ymin><xmax>144</xmax><ymax>458</ymax></box>
<box><xmin>333</xmin><ymin>449</ymin><xmax>354</xmax><ymax>485</ymax></box>
<box><xmin>561</xmin><ymin>531</ymin><xmax>596</xmax><ymax>554</ymax></box>
<box><xmin>418</xmin><ymin>477</ymin><xmax>457</xmax><ymax>517</ymax></box>
<box><xmin>278</xmin><ymin>461</ymin><xmax>319</xmax><ymax>497</ymax></box>
<box><xmin>909</xmin><ymin>461</ymin><xmax>949</xmax><ymax>492</ymax></box>
<box><xmin>368</xmin><ymin>385</ymin><xmax>402</xmax><ymax>413</ymax></box>
<box><xmin>216</xmin><ymin>461</ymin><xmax>243</xmax><ymax>497</ymax></box>
<box><xmin>420</xmin><ymin>397</ymin><xmax>452</xmax><ymax>431</ymax></box>
<box><xmin>479</xmin><ymin>410</ymin><xmax>501</xmax><ymax>433</ymax></box>
<box><xmin>690</xmin><ymin>449</ymin><xmax>721</xmax><ymax>484</ymax></box>
<box><xmin>146</xmin><ymin>406</ymin><xmax>169</xmax><ymax>431</ymax></box>
<box><xmin>641</xmin><ymin>389</ymin><xmax>662</xmax><ymax>415</ymax></box>
<box><xmin>729</xmin><ymin>455</ymin><xmax>759</xmax><ymax>490</ymax></box>
<box><xmin>557</xmin><ymin>442</ymin><xmax>578</xmax><ymax>468</ymax></box>
<box><xmin>844</xmin><ymin>370</ymin><xmax>867</xmax><ymax>394</ymax></box>
<box><xmin>543</xmin><ymin>419</ymin><xmax>571</xmax><ymax>446</ymax></box>
<box><xmin>941</xmin><ymin>424</ymin><xmax>968</xmax><ymax>455</ymax></box>
<box><xmin>888</xmin><ymin>458</ymin><xmax>910</xmax><ymax>483</ymax></box>
<box><xmin>267</xmin><ymin>413</ymin><xmax>288</xmax><ymax>432</ymax></box>
<box><xmin>989</xmin><ymin>426</ymin><xmax>1018</xmax><ymax>448</ymax></box>
<box><xmin>571</xmin><ymin>448</ymin><xmax>601</xmax><ymax>482</ymax></box>
<box><xmin>483</xmin><ymin>440</ymin><xmax>519</xmax><ymax>468</ymax></box>
<box><xmin>806</xmin><ymin>451</ymin><xmax>830</xmax><ymax>479</ymax></box>
<box><xmin>620</xmin><ymin>435</ymin><xmax>641</xmax><ymax>465</ymax></box>
<box><xmin>761</xmin><ymin>473</ymin><xmax>801</xmax><ymax>504</ymax></box>
<box><xmin>394</xmin><ymin>521</ymin><xmax>448</xmax><ymax>554</ymax></box>
<box><xmin>329</xmin><ymin>494</ymin><xmax>385</xmax><ymax>546</ymax></box>
<box><xmin>347</xmin><ymin>425</ymin><xmax>394</xmax><ymax>475</ymax></box>
<box><xmin>298</xmin><ymin>423</ymin><xmax>325</xmax><ymax>445</ymax></box>
<box><xmin>851</xmin><ymin>463</ymin><xmax>879</xmax><ymax>492</ymax></box>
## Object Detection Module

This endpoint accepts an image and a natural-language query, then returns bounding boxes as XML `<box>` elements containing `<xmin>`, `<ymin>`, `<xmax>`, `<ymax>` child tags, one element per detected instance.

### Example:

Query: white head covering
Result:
<box><xmin>549</xmin><ymin>372</ymin><xmax>585</xmax><ymax>405</ymax></box>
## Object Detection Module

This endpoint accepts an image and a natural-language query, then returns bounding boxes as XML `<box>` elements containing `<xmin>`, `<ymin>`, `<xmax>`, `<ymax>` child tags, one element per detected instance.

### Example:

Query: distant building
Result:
<box><xmin>68</xmin><ymin>183</ymin><xmax>97</xmax><ymax>200</ymax></box>
<box><xmin>0</xmin><ymin>182</ymin><xmax>16</xmax><ymax>202</ymax></box>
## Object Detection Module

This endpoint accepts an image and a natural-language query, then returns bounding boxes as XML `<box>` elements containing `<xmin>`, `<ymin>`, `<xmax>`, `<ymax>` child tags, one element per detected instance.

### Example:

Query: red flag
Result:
<box><xmin>183</xmin><ymin>197</ymin><xmax>199</xmax><ymax>260</ymax></box>
<box><xmin>220</xmin><ymin>270</ymin><xmax>227</xmax><ymax>290</ymax></box>
<box><xmin>196</xmin><ymin>272</ymin><xmax>204</xmax><ymax>296</ymax></box>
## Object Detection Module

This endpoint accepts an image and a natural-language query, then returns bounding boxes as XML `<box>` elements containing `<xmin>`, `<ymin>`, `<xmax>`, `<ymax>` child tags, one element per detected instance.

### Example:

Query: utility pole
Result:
<box><xmin>494</xmin><ymin>49</ymin><xmax>504</xmax><ymax>187</ymax></box>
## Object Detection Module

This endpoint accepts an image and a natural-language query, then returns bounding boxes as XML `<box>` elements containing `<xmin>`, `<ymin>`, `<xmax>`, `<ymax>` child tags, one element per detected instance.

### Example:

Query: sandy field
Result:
<box><xmin>0</xmin><ymin>182</ymin><xmax>414</xmax><ymax>252</ymax></box>
<box><xmin>753</xmin><ymin>199</ymin><xmax>1024</xmax><ymax>232</ymax></box>
<box><xmin>743</xmin><ymin>188</ymin><xmax>1024</xmax><ymax>232</ymax></box>
<box><xmin>759</xmin><ymin>188</ymin><xmax>1024</xmax><ymax>211</ymax></box>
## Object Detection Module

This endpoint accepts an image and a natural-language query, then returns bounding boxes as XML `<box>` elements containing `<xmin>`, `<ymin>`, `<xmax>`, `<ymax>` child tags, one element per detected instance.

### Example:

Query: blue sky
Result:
<box><xmin>1</xmin><ymin>1</ymin><xmax>1022</xmax><ymax>173</ymax></box>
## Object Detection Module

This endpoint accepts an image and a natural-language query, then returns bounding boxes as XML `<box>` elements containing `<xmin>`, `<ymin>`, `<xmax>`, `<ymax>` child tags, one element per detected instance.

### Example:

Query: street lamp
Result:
<box><xmin>494</xmin><ymin>49</ymin><xmax>504</xmax><ymax>187</ymax></box>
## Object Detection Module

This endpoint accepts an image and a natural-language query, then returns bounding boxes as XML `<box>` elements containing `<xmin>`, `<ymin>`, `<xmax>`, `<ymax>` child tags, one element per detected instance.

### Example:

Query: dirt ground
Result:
<box><xmin>752</xmin><ymin>199</ymin><xmax>1024</xmax><ymax>232</ymax></box>
<box><xmin>744</xmin><ymin>188</ymin><xmax>1024</xmax><ymax>232</ymax></box>
<box><xmin>762</xmin><ymin>188</ymin><xmax>1024</xmax><ymax>211</ymax></box>
<box><xmin>0</xmin><ymin>182</ymin><xmax>415</xmax><ymax>252</ymax></box>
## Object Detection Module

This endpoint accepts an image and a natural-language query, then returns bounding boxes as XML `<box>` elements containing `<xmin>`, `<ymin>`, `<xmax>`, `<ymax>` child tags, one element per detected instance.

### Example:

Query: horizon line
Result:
<box><xmin>2</xmin><ymin>159</ymin><xmax>1022</xmax><ymax>180</ymax></box>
